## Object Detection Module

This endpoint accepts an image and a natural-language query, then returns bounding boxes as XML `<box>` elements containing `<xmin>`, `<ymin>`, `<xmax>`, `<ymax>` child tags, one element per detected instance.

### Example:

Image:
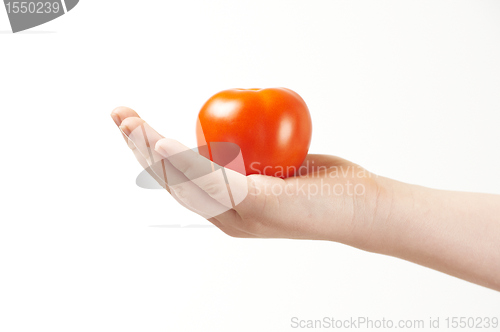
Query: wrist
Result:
<box><xmin>352</xmin><ymin>175</ymin><xmax>424</xmax><ymax>255</ymax></box>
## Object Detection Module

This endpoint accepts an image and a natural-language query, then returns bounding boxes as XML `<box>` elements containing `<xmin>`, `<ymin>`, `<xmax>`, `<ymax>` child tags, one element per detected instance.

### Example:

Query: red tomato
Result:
<box><xmin>196</xmin><ymin>88</ymin><xmax>312</xmax><ymax>178</ymax></box>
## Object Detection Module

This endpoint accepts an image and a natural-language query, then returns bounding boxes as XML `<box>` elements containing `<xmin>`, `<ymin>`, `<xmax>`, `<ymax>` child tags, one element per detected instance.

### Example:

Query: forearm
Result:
<box><xmin>375</xmin><ymin>177</ymin><xmax>500</xmax><ymax>291</ymax></box>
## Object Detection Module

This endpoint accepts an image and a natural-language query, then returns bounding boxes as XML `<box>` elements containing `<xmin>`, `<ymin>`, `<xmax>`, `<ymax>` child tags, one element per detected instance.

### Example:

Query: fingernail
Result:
<box><xmin>111</xmin><ymin>113</ymin><xmax>121</xmax><ymax>126</ymax></box>
<box><xmin>155</xmin><ymin>139</ymin><xmax>170</xmax><ymax>157</ymax></box>
<box><xmin>120</xmin><ymin>124</ymin><xmax>131</xmax><ymax>137</ymax></box>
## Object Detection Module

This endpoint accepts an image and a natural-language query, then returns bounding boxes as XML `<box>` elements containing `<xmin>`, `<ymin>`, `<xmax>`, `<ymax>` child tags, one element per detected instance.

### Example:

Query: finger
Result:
<box><xmin>112</xmin><ymin>112</ymin><xmax>253</xmax><ymax>223</ymax></box>
<box><xmin>111</xmin><ymin>107</ymin><xmax>143</xmax><ymax>145</ymax></box>
<box><xmin>120</xmin><ymin>117</ymin><xmax>164</xmax><ymax>168</ymax></box>
<box><xmin>110</xmin><ymin>106</ymin><xmax>141</xmax><ymax>126</ymax></box>
<box><xmin>168</xmin><ymin>174</ymin><xmax>238</xmax><ymax>219</ymax></box>
<box><xmin>115</xmin><ymin>117</ymin><xmax>175</xmax><ymax>197</ymax></box>
<box><xmin>155</xmin><ymin>138</ymin><xmax>249</xmax><ymax>209</ymax></box>
<box><xmin>164</xmin><ymin>157</ymin><xmax>246</xmax><ymax>219</ymax></box>
<box><xmin>156</xmin><ymin>151</ymin><xmax>237</xmax><ymax>219</ymax></box>
<box><xmin>118</xmin><ymin>119</ymin><xmax>237</xmax><ymax>219</ymax></box>
<box><xmin>110</xmin><ymin>109</ymin><xmax>241</xmax><ymax>221</ymax></box>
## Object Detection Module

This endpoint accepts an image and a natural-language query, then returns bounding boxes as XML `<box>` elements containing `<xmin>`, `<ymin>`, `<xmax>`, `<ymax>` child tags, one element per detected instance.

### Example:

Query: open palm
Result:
<box><xmin>112</xmin><ymin>107</ymin><xmax>382</xmax><ymax>248</ymax></box>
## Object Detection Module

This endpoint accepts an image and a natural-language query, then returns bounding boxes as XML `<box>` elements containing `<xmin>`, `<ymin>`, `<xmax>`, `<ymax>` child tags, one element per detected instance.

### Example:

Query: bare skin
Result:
<box><xmin>111</xmin><ymin>106</ymin><xmax>500</xmax><ymax>291</ymax></box>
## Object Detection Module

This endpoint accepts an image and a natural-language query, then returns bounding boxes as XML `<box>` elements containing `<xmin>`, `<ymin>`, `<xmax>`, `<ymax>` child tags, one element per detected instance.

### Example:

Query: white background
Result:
<box><xmin>1</xmin><ymin>1</ymin><xmax>499</xmax><ymax>331</ymax></box>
